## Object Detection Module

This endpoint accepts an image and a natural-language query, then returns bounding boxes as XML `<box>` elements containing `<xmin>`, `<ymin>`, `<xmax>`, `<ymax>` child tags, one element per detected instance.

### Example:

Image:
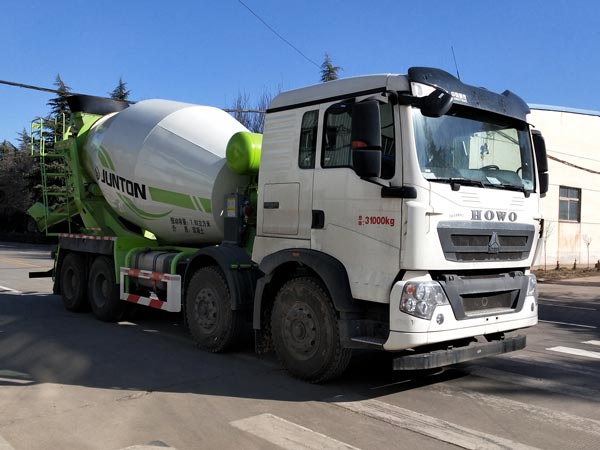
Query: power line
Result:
<box><xmin>0</xmin><ymin>78</ymin><xmax>82</xmax><ymax>96</ymax></box>
<box><xmin>548</xmin><ymin>154</ymin><xmax>600</xmax><ymax>175</ymax></box>
<box><xmin>237</xmin><ymin>0</ymin><xmax>321</xmax><ymax>69</ymax></box>
<box><xmin>1</xmin><ymin>78</ymin><xmax>264</xmax><ymax>113</ymax></box>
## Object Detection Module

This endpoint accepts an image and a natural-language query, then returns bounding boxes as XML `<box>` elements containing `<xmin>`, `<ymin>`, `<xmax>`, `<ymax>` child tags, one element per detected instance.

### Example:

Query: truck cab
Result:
<box><xmin>252</xmin><ymin>67</ymin><xmax>545</xmax><ymax>377</ymax></box>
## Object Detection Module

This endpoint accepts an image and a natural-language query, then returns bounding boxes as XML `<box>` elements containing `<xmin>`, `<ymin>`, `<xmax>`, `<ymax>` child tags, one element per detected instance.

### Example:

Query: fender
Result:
<box><xmin>183</xmin><ymin>245</ymin><xmax>259</xmax><ymax>311</ymax></box>
<box><xmin>253</xmin><ymin>248</ymin><xmax>359</xmax><ymax>330</ymax></box>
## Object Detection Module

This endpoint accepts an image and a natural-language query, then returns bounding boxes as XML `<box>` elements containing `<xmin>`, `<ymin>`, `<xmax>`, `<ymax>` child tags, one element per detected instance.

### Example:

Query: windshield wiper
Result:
<box><xmin>483</xmin><ymin>182</ymin><xmax>532</xmax><ymax>197</ymax></box>
<box><xmin>431</xmin><ymin>177</ymin><xmax>485</xmax><ymax>191</ymax></box>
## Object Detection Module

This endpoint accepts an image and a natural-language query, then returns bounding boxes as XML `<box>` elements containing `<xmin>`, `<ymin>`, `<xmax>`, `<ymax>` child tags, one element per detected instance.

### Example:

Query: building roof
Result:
<box><xmin>529</xmin><ymin>104</ymin><xmax>600</xmax><ymax>117</ymax></box>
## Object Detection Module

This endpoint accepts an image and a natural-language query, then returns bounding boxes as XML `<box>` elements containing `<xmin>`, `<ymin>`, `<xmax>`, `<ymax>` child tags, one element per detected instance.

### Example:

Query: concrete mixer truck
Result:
<box><xmin>28</xmin><ymin>67</ymin><xmax>548</xmax><ymax>382</ymax></box>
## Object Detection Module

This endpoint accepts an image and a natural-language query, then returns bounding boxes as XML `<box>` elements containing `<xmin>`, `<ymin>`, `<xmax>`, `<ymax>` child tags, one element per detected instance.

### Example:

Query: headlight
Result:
<box><xmin>400</xmin><ymin>281</ymin><xmax>449</xmax><ymax>320</ymax></box>
<box><xmin>527</xmin><ymin>274</ymin><xmax>538</xmax><ymax>304</ymax></box>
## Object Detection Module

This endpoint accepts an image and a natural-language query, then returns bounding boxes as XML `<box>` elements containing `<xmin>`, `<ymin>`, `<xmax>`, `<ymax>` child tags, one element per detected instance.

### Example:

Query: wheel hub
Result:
<box><xmin>283</xmin><ymin>305</ymin><xmax>318</xmax><ymax>357</ymax></box>
<box><xmin>92</xmin><ymin>274</ymin><xmax>108</xmax><ymax>308</ymax></box>
<box><xmin>196</xmin><ymin>288</ymin><xmax>218</xmax><ymax>331</ymax></box>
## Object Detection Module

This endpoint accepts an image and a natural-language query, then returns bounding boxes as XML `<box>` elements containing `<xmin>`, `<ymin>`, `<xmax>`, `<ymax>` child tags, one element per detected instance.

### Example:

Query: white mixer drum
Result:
<box><xmin>82</xmin><ymin>99</ymin><xmax>249</xmax><ymax>244</ymax></box>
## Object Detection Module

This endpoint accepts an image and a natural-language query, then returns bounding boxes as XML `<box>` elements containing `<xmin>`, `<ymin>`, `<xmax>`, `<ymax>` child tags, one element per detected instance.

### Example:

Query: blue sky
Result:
<box><xmin>1</xmin><ymin>0</ymin><xmax>599</xmax><ymax>143</ymax></box>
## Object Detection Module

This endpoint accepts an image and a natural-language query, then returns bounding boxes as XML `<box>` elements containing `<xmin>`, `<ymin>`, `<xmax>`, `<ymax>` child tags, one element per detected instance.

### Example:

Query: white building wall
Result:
<box><xmin>529</xmin><ymin>107</ymin><xmax>600</xmax><ymax>269</ymax></box>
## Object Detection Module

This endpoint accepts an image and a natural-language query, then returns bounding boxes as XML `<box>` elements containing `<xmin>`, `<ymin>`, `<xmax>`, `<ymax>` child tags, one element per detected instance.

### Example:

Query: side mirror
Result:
<box><xmin>420</xmin><ymin>89</ymin><xmax>453</xmax><ymax>118</ymax></box>
<box><xmin>353</xmin><ymin>149</ymin><xmax>382</xmax><ymax>178</ymax></box>
<box><xmin>531</xmin><ymin>130</ymin><xmax>549</xmax><ymax>197</ymax></box>
<box><xmin>351</xmin><ymin>100</ymin><xmax>382</xmax><ymax>178</ymax></box>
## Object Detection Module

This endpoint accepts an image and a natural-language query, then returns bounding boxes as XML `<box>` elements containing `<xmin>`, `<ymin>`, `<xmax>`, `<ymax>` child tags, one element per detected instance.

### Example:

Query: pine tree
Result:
<box><xmin>320</xmin><ymin>53</ymin><xmax>342</xmax><ymax>82</ymax></box>
<box><xmin>0</xmin><ymin>139</ymin><xmax>34</xmax><ymax>232</ymax></box>
<box><xmin>45</xmin><ymin>75</ymin><xmax>73</xmax><ymax>142</ymax></box>
<box><xmin>17</xmin><ymin>128</ymin><xmax>31</xmax><ymax>152</ymax></box>
<box><xmin>109</xmin><ymin>77</ymin><xmax>131</xmax><ymax>101</ymax></box>
<box><xmin>47</xmin><ymin>74</ymin><xmax>72</xmax><ymax>125</ymax></box>
<box><xmin>0</xmin><ymin>140</ymin><xmax>16</xmax><ymax>160</ymax></box>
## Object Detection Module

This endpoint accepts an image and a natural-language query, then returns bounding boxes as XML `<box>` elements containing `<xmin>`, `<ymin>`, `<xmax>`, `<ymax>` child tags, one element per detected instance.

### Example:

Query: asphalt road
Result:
<box><xmin>1</xmin><ymin>242</ymin><xmax>600</xmax><ymax>450</ymax></box>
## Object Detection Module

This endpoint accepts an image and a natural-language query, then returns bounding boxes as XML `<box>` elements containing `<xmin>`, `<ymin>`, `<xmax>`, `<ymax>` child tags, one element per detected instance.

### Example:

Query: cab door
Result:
<box><xmin>311</xmin><ymin>98</ymin><xmax>402</xmax><ymax>304</ymax></box>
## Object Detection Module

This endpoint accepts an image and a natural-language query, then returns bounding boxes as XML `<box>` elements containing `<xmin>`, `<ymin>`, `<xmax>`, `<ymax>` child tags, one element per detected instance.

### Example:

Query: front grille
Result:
<box><xmin>451</xmin><ymin>235</ymin><xmax>489</xmax><ymax>247</ymax></box>
<box><xmin>436</xmin><ymin>271</ymin><xmax>528</xmax><ymax>320</ymax></box>
<box><xmin>455</xmin><ymin>252</ymin><xmax>524</xmax><ymax>262</ymax></box>
<box><xmin>499</xmin><ymin>235</ymin><xmax>528</xmax><ymax>247</ymax></box>
<box><xmin>462</xmin><ymin>291</ymin><xmax>516</xmax><ymax>313</ymax></box>
<box><xmin>438</xmin><ymin>221</ymin><xmax>535</xmax><ymax>263</ymax></box>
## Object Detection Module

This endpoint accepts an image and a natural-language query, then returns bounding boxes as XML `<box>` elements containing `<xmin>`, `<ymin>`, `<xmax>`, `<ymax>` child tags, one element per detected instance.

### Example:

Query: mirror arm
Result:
<box><xmin>397</xmin><ymin>92</ymin><xmax>420</xmax><ymax>107</ymax></box>
<box><xmin>359</xmin><ymin>177</ymin><xmax>389</xmax><ymax>188</ymax></box>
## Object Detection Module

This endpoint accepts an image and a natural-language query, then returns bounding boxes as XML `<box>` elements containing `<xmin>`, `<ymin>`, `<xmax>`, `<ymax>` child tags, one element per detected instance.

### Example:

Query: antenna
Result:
<box><xmin>451</xmin><ymin>46</ymin><xmax>461</xmax><ymax>80</ymax></box>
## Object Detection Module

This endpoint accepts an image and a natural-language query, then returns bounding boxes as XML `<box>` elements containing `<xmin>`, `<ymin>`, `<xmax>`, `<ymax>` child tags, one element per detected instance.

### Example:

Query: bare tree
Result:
<box><xmin>229</xmin><ymin>86</ymin><xmax>281</xmax><ymax>133</ymax></box>
<box><xmin>231</xmin><ymin>91</ymin><xmax>253</xmax><ymax>131</ymax></box>
<box><xmin>543</xmin><ymin>221</ymin><xmax>555</xmax><ymax>272</ymax></box>
<box><xmin>583</xmin><ymin>234</ymin><xmax>592</xmax><ymax>269</ymax></box>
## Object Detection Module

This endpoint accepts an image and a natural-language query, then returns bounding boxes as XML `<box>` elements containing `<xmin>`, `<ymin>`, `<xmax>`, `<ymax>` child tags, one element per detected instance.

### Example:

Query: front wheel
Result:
<box><xmin>185</xmin><ymin>266</ymin><xmax>244</xmax><ymax>352</ymax></box>
<box><xmin>271</xmin><ymin>277</ymin><xmax>352</xmax><ymax>383</ymax></box>
<box><xmin>88</xmin><ymin>256</ymin><xmax>124</xmax><ymax>322</ymax></box>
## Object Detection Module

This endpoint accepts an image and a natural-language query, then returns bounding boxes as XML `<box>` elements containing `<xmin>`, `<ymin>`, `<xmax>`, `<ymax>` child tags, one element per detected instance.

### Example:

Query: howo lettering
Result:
<box><xmin>471</xmin><ymin>210</ymin><xmax>518</xmax><ymax>221</ymax></box>
<box><xmin>28</xmin><ymin>67</ymin><xmax>549</xmax><ymax>382</ymax></box>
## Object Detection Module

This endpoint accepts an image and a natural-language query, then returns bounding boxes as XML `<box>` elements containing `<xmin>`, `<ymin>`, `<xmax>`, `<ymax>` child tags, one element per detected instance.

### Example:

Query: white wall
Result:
<box><xmin>529</xmin><ymin>107</ymin><xmax>600</xmax><ymax>269</ymax></box>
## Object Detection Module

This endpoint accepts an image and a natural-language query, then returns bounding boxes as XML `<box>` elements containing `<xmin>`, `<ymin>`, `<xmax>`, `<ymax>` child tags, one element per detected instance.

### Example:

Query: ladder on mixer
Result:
<box><xmin>30</xmin><ymin>115</ymin><xmax>74</xmax><ymax>234</ymax></box>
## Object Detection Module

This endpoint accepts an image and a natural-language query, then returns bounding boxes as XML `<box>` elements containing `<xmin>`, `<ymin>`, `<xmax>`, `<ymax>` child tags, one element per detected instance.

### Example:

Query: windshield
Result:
<box><xmin>412</xmin><ymin>107</ymin><xmax>535</xmax><ymax>192</ymax></box>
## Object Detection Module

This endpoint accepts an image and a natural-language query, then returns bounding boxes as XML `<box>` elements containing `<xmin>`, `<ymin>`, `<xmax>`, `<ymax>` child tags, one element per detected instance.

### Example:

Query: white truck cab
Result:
<box><xmin>252</xmin><ymin>67</ymin><xmax>546</xmax><ymax>376</ymax></box>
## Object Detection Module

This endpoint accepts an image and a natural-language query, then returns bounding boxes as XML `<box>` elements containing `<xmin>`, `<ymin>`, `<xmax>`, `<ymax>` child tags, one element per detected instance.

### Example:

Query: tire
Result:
<box><xmin>59</xmin><ymin>252</ymin><xmax>88</xmax><ymax>312</ymax></box>
<box><xmin>185</xmin><ymin>266</ymin><xmax>244</xmax><ymax>352</ymax></box>
<box><xmin>271</xmin><ymin>277</ymin><xmax>352</xmax><ymax>383</ymax></box>
<box><xmin>88</xmin><ymin>256</ymin><xmax>124</xmax><ymax>322</ymax></box>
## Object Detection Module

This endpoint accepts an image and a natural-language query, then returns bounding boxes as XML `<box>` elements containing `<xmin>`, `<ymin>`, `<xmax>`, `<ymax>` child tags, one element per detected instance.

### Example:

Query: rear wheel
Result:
<box><xmin>88</xmin><ymin>256</ymin><xmax>124</xmax><ymax>322</ymax></box>
<box><xmin>59</xmin><ymin>252</ymin><xmax>88</xmax><ymax>312</ymax></box>
<box><xmin>186</xmin><ymin>266</ymin><xmax>244</xmax><ymax>352</ymax></box>
<box><xmin>271</xmin><ymin>277</ymin><xmax>352</xmax><ymax>383</ymax></box>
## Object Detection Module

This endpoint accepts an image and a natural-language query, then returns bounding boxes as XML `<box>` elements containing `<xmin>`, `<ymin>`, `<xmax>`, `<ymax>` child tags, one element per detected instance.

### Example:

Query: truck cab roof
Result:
<box><xmin>268</xmin><ymin>67</ymin><xmax>530</xmax><ymax>122</ymax></box>
<box><xmin>267</xmin><ymin>74</ymin><xmax>409</xmax><ymax>113</ymax></box>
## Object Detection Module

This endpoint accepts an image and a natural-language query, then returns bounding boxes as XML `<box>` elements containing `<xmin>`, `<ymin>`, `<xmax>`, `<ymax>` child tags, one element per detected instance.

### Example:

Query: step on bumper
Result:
<box><xmin>393</xmin><ymin>335</ymin><xmax>526</xmax><ymax>370</ymax></box>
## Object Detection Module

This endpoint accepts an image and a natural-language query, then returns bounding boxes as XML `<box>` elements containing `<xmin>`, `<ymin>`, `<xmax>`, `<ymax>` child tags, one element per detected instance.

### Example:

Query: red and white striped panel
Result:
<box><xmin>123</xmin><ymin>293</ymin><xmax>167</xmax><ymax>310</ymax></box>
<box><xmin>119</xmin><ymin>267</ymin><xmax>181</xmax><ymax>313</ymax></box>
<box><xmin>59</xmin><ymin>233</ymin><xmax>117</xmax><ymax>241</ymax></box>
<box><xmin>121</xmin><ymin>268</ymin><xmax>174</xmax><ymax>282</ymax></box>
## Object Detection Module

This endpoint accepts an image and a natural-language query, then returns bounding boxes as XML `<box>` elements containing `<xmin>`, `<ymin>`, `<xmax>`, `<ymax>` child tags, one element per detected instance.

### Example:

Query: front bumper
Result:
<box><xmin>393</xmin><ymin>334</ymin><xmax>526</xmax><ymax>370</ymax></box>
<box><xmin>384</xmin><ymin>278</ymin><xmax>537</xmax><ymax>351</ymax></box>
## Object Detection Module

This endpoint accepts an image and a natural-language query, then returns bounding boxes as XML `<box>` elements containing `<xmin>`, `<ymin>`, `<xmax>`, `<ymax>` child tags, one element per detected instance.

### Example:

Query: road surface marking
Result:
<box><xmin>583</xmin><ymin>340</ymin><xmax>600</xmax><ymax>346</ymax></box>
<box><xmin>539</xmin><ymin>319</ymin><xmax>596</xmax><ymax>329</ymax></box>
<box><xmin>509</xmin><ymin>352</ymin><xmax>600</xmax><ymax>378</ymax></box>
<box><xmin>0</xmin><ymin>434</ymin><xmax>16</xmax><ymax>450</ymax></box>
<box><xmin>230</xmin><ymin>413</ymin><xmax>360</xmax><ymax>450</ymax></box>
<box><xmin>0</xmin><ymin>257</ymin><xmax>47</xmax><ymax>269</ymax></box>
<box><xmin>547</xmin><ymin>346</ymin><xmax>600</xmax><ymax>360</ymax></box>
<box><xmin>0</xmin><ymin>377</ymin><xmax>32</xmax><ymax>385</ymax></box>
<box><xmin>538</xmin><ymin>302</ymin><xmax>596</xmax><ymax>310</ymax></box>
<box><xmin>428</xmin><ymin>383</ymin><xmax>600</xmax><ymax>438</ymax></box>
<box><xmin>335</xmin><ymin>398</ymin><xmax>542</xmax><ymax>450</ymax></box>
<box><xmin>0</xmin><ymin>285</ymin><xmax>21</xmax><ymax>294</ymax></box>
<box><xmin>119</xmin><ymin>444</ymin><xmax>178</xmax><ymax>450</ymax></box>
<box><xmin>466</xmin><ymin>366</ymin><xmax>600</xmax><ymax>401</ymax></box>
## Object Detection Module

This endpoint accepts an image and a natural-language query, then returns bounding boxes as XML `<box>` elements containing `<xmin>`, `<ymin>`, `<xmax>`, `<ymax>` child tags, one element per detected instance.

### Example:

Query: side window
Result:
<box><xmin>380</xmin><ymin>102</ymin><xmax>395</xmax><ymax>179</ymax></box>
<box><xmin>321</xmin><ymin>100</ymin><xmax>396</xmax><ymax>179</ymax></box>
<box><xmin>322</xmin><ymin>103</ymin><xmax>353</xmax><ymax>168</ymax></box>
<box><xmin>559</xmin><ymin>186</ymin><xmax>581</xmax><ymax>222</ymax></box>
<box><xmin>299</xmin><ymin>110</ymin><xmax>318</xmax><ymax>169</ymax></box>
